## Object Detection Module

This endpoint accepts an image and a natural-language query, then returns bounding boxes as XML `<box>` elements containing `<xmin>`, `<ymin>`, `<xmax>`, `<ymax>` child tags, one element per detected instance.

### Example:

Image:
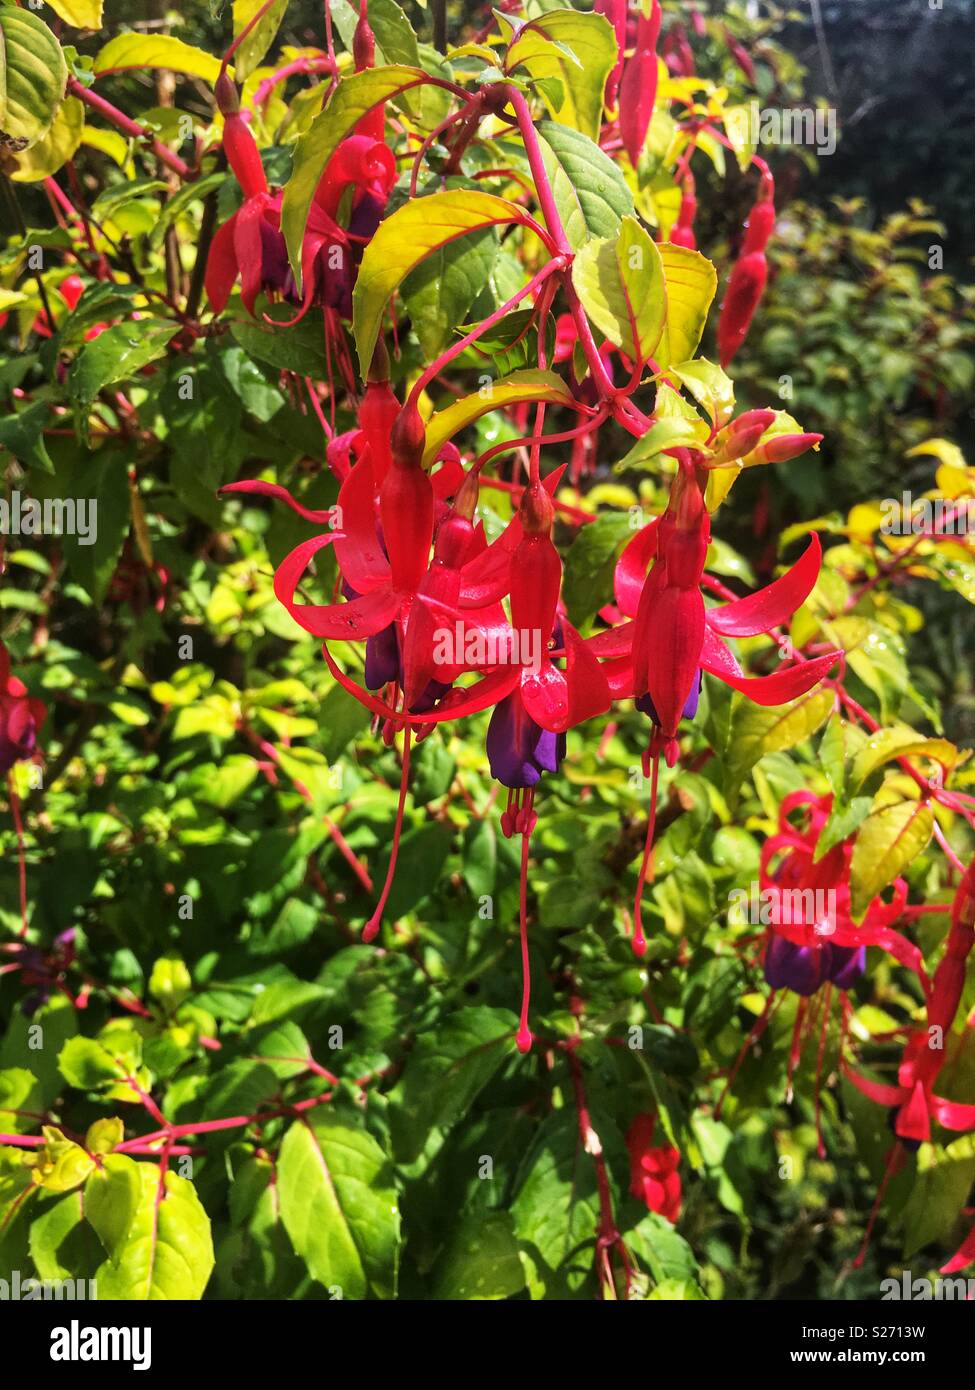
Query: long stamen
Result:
<box><xmin>813</xmin><ymin>983</ymin><xmax>833</xmax><ymax>1158</ymax></box>
<box><xmin>362</xmin><ymin>724</ymin><xmax>411</xmax><ymax>943</ymax></box>
<box><xmin>853</xmin><ymin>1142</ymin><xmax>905</xmax><ymax>1269</ymax></box>
<box><xmin>8</xmin><ymin>771</ymin><xmax>28</xmax><ymax>939</ymax></box>
<box><xmin>516</xmin><ymin>816</ymin><xmax>533</xmax><ymax>1053</ymax></box>
<box><xmin>631</xmin><ymin>748</ymin><xmax>660</xmax><ymax>957</ymax></box>
<box><xmin>785</xmin><ymin>996</ymin><xmax>808</xmax><ymax>1103</ymax></box>
<box><xmin>716</xmin><ymin>989</ymin><xmax>781</xmax><ymax>1120</ymax></box>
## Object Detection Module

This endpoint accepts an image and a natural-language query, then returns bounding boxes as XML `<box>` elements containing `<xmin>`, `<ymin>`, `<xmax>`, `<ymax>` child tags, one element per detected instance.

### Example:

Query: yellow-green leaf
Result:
<box><xmin>44</xmin><ymin>0</ymin><xmax>103</xmax><ymax>29</ymax></box>
<box><xmin>282</xmin><ymin>64</ymin><xmax>428</xmax><ymax>283</ymax></box>
<box><xmin>654</xmin><ymin>243</ymin><xmax>718</xmax><ymax>370</ymax></box>
<box><xmin>10</xmin><ymin>94</ymin><xmax>83</xmax><ymax>181</ymax></box>
<box><xmin>850</xmin><ymin>795</ymin><xmax>934</xmax><ymax>920</ymax></box>
<box><xmin>504</xmin><ymin>8</ymin><xmax>616</xmax><ymax>142</ymax></box>
<box><xmin>29</xmin><ymin>1126</ymin><xmax>95</xmax><ymax>1193</ymax></box>
<box><xmin>422</xmin><ymin>369</ymin><xmax>577</xmax><ymax>466</ymax></box>
<box><xmin>851</xmin><ymin>724</ymin><xmax>959</xmax><ymax>791</ymax></box>
<box><xmin>0</xmin><ymin>8</ymin><xmax>68</xmax><ymax>151</ymax></box>
<box><xmin>232</xmin><ymin>0</ymin><xmax>288</xmax><ymax>81</ymax></box>
<box><xmin>571</xmin><ymin>214</ymin><xmax>666</xmax><ymax>364</ymax></box>
<box><xmin>352</xmin><ymin>189</ymin><xmax>528</xmax><ymax>374</ymax></box>
<box><xmin>93</xmin><ymin>34</ymin><xmax>224</xmax><ymax>83</ymax></box>
<box><xmin>725</xmin><ymin>686</ymin><xmax>835</xmax><ymax>801</ymax></box>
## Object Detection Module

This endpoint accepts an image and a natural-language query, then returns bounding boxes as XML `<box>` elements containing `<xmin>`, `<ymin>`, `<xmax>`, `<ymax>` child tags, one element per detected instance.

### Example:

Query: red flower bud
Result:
<box><xmin>716</xmin><ymin>251</ymin><xmax>767</xmax><ymax>367</ymax></box>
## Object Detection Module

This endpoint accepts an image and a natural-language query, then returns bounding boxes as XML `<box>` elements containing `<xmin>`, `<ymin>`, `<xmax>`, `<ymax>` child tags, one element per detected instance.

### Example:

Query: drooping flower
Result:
<box><xmin>589</xmin><ymin>450</ymin><xmax>839</xmax><ymax>953</ymax></box>
<box><xmin>720</xmin><ymin>790</ymin><xmax>930</xmax><ymax>1153</ymax></box>
<box><xmin>626</xmin><ymin>1113</ymin><xmax>681</xmax><ymax>1223</ymax></box>
<box><xmin>205</xmin><ymin>73</ymin><xmax>394</xmax><ymax>325</ymax></box>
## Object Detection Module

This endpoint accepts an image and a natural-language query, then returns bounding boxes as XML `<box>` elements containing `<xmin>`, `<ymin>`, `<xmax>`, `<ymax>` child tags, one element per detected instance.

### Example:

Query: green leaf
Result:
<box><xmin>93</xmin><ymin>33</ymin><xmax>223</xmax><ymax>82</ymax></box>
<box><xmin>563</xmin><ymin>511</ymin><xmax>631</xmax><ymax>626</ymax></box>
<box><xmin>421</xmin><ymin>368</ymin><xmax>576</xmax><ymax>465</ymax></box>
<box><xmin>902</xmin><ymin>1134</ymin><xmax>975</xmax><ymax>1259</ymax></box>
<box><xmin>505</xmin><ymin>8</ymin><xmax>616</xmax><ymax>141</ymax></box>
<box><xmin>68</xmin><ymin>319</ymin><xmax>176</xmax><ymax>442</ymax></box>
<box><xmin>9</xmin><ymin>93</ymin><xmax>83</xmax><ymax>181</ymax></box>
<box><xmin>571</xmin><ymin>215</ymin><xmax>666</xmax><ymax>364</ymax></box>
<box><xmin>850</xmin><ymin>795</ymin><xmax>934</xmax><ymax>920</ymax></box>
<box><xmin>353</xmin><ymin>189</ymin><xmax>529</xmax><ymax>374</ymax></box>
<box><xmin>51</xmin><ymin>451</ymin><xmax>131</xmax><ymax>603</ymax></box>
<box><xmin>28</xmin><ymin>1190</ymin><xmax>97</xmax><ymax>1284</ymax></box>
<box><xmin>282</xmin><ymin>64</ymin><xmax>429</xmax><ymax>281</ymax></box>
<box><xmin>536</xmin><ymin>120</ymin><xmax>634</xmax><ymax>251</ymax></box>
<box><xmin>401</xmin><ymin>223</ymin><xmax>499</xmax><ymax>359</ymax></box>
<box><xmin>0</xmin><ymin>8</ymin><xmax>67</xmax><ymax>151</ymax></box>
<box><xmin>0</xmin><ymin>1068</ymin><xmax>43</xmax><ymax>1135</ymax></box>
<box><xmin>849</xmin><ymin>724</ymin><xmax>958</xmax><ymax>792</ymax></box>
<box><xmin>431</xmin><ymin>1211</ymin><xmax>526</xmax><ymax>1300</ymax></box>
<box><xmin>230</xmin><ymin>311</ymin><xmax>329</xmax><ymax>379</ymax></box>
<box><xmin>654</xmin><ymin>244</ymin><xmax>718</xmax><ymax>370</ymax></box>
<box><xmin>0</xmin><ymin>996</ymin><xmax>77</xmax><ymax>1110</ymax></box>
<box><xmin>0</xmin><ymin>399</ymin><xmax>54</xmax><ymax>473</ymax></box>
<box><xmin>388</xmin><ymin>1005</ymin><xmax>517</xmax><ymax>1164</ymax></box>
<box><xmin>86</xmin><ymin>1155</ymin><xmax>215</xmax><ymax>1299</ymax></box>
<box><xmin>512</xmin><ymin>1107</ymin><xmax>623</xmax><ymax>1298</ymax></box>
<box><xmin>277</xmin><ymin>1113</ymin><xmax>400</xmax><ymax>1299</ymax></box>
<box><xmin>232</xmin><ymin>0</ymin><xmax>288</xmax><ymax>81</ymax></box>
<box><xmin>724</xmin><ymin>686</ymin><xmax>835</xmax><ymax>803</ymax></box>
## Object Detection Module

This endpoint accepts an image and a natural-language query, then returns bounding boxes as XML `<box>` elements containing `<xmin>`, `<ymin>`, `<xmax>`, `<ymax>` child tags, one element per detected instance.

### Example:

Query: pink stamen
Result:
<box><xmin>363</xmin><ymin>725</ymin><xmax>412</xmax><ymax>943</ymax></box>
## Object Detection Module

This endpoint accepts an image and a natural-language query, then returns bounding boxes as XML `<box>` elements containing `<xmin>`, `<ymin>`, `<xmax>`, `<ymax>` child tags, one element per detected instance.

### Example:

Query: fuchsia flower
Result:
<box><xmin>584</xmin><ymin>449</ymin><xmax>839</xmax><ymax>951</ymax></box>
<box><xmin>626</xmin><ymin>1113</ymin><xmax>681</xmax><ymax>1223</ymax></box>
<box><xmin>0</xmin><ymin>644</ymin><xmax>45</xmax><ymax>776</ymax></box>
<box><xmin>205</xmin><ymin>74</ymin><xmax>395</xmax><ymax>322</ymax></box>
<box><xmin>847</xmin><ymin>859</ymin><xmax>975</xmax><ymax>1148</ymax></box>
<box><xmin>718</xmin><ymin>790</ymin><xmax>930</xmax><ymax>1154</ymax></box>
<box><xmin>223</xmin><ymin>409</ymin><xmax>841</xmax><ymax>1052</ymax></box>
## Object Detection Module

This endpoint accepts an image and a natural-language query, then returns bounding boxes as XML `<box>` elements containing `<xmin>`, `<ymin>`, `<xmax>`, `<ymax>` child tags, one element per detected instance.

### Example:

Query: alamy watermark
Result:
<box><xmin>725</xmin><ymin>102</ymin><xmax>838</xmax><ymax>157</ymax></box>
<box><xmin>431</xmin><ymin>621</ymin><xmax>542</xmax><ymax>673</ymax></box>
<box><xmin>0</xmin><ymin>1269</ymin><xmax>97</xmax><ymax>1300</ymax></box>
<box><xmin>0</xmin><ymin>492</ymin><xmax>97</xmax><ymax>545</ymax></box>
<box><xmin>881</xmin><ymin>1271</ymin><xmax>975</xmax><ymax>1300</ymax></box>
<box><xmin>729</xmin><ymin>883</ymin><xmax>838</xmax><ymax>933</ymax></box>
<box><xmin>879</xmin><ymin>493</ymin><xmax>975</xmax><ymax>536</ymax></box>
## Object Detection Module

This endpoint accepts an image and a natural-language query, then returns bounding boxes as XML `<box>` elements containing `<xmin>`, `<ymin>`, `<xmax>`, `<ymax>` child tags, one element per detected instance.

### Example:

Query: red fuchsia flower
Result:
<box><xmin>716</xmin><ymin>171</ymin><xmax>776</xmax><ymax>368</ymax></box>
<box><xmin>586</xmin><ymin>448</ymin><xmax>838</xmax><ymax>953</ymax></box>
<box><xmin>205</xmin><ymin>73</ymin><xmax>395</xmax><ymax>324</ymax></box>
<box><xmin>618</xmin><ymin>0</ymin><xmax>662</xmax><ymax>169</ymax></box>
<box><xmin>846</xmin><ymin>858</ymin><xmax>975</xmax><ymax>1149</ymax></box>
<box><xmin>595</xmin><ymin>0</ymin><xmax>628</xmax><ymax>109</ymax></box>
<box><xmin>0</xmin><ymin>644</ymin><xmax>45</xmax><ymax>777</ymax></box>
<box><xmin>626</xmin><ymin>1114</ymin><xmax>681</xmax><ymax>1223</ymax></box>
<box><xmin>718</xmin><ymin>790</ymin><xmax>930</xmax><ymax>1154</ymax></box>
<box><xmin>839</xmin><ymin>860</ymin><xmax>975</xmax><ymax>1265</ymax></box>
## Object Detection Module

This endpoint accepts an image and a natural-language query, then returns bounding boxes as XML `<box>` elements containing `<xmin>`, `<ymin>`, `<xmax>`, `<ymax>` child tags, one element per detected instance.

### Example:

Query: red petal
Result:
<box><xmin>321</xmin><ymin>642</ymin><xmax>519</xmax><ymax>724</ymax></box>
<box><xmin>707</xmin><ymin>536</ymin><xmax>822</xmax><ymax>638</ymax></box>
<box><xmin>220</xmin><ymin>480</ymin><xmax>338</xmax><ymax>525</ymax></box>
<box><xmin>274</xmin><ymin>533</ymin><xmax>400</xmax><ymax>638</ymax></box>
<box><xmin>333</xmin><ymin>452</ymin><xmax>391</xmax><ymax>593</ymax></box>
<box><xmin>614</xmin><ymin>518</ymin><xmax>660</xmax><ymax>618</ymax></box>
<box><xmin>941</xmin><ymin>1224</ymin><xmax>975</xmax><ymax>1275</ymax></box>
<box><xmin>700</xmin><ymin>629</ymin><xmax>839</xmax><ymax>704</ymax></box>
<box><xmin>519</xmin><ymin>659</ymin><xmax>569</xmax><ymax>733</ymax></box>
<box><xmin>843</xmin><ymin>1066</ymin><xmax>904</xmax><ymax>1108</ymax></box>
<box><xmin>931</xmin><ymin>1095</ymin><xmax>975</xmax><ymax>1132</ymax></box>
<box><xmin>234</xmin><ymin>196</ymin><xmax>270</xmax><ymax>317</ymax></box>
<box><xmin>204</xmin><ymin>214</ymin><xmax>240</xmax><ymax>314</ymax></box>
